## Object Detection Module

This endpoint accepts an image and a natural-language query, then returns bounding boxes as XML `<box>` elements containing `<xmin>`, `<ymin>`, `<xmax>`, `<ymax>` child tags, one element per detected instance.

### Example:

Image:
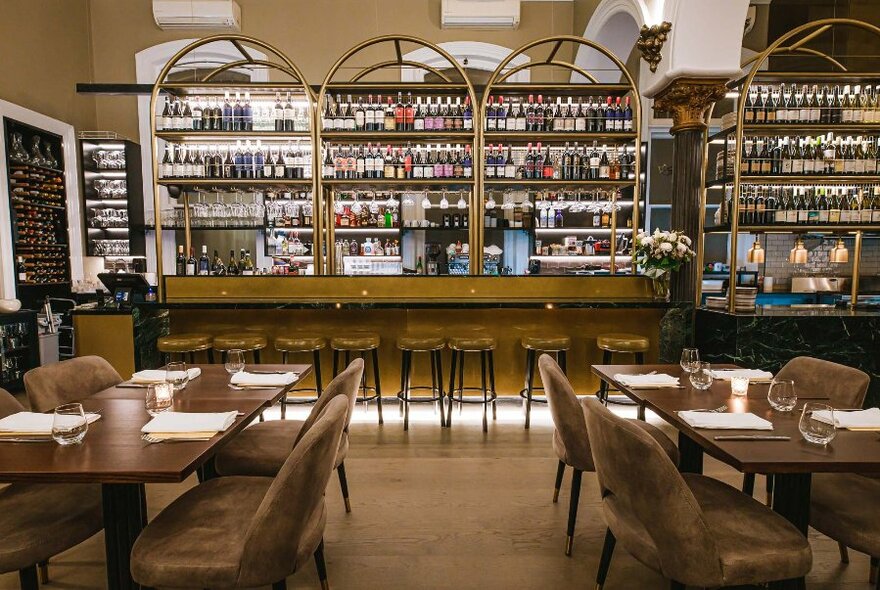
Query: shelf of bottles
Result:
<box><xmin>4</xmin><ymin>117</ymin><xmax>72</xmax><ymax>291</ymax></box>
<box><xmin>480</xmin><ymin>36</ymin><xmax>642</xmax><ymax>275</ymax></box>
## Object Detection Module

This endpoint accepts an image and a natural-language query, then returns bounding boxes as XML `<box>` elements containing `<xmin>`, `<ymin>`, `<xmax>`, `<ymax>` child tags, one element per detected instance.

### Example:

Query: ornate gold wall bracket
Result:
<box><xmin>652</xmin><ymin>77</ymin><xmax>728</xmax><ymax>133</ymax></box>
<box><xmin>637</xmin><ymin>21</ymin><xmax>672</xmax><ymax>73</ymax></box>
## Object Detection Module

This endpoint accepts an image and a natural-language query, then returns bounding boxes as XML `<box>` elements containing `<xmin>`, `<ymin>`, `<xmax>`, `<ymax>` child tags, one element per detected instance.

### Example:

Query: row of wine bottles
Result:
<box><xmin>723</xmin><ymin>185</ymin><xmax>880</xmax><ymax>226</ymax></box>
<box><xmin>743</xmin><ymin>84</ymin><xmax>880</xmax><ymax>125</ymax></box>
<box><xmin>322</xmin><ymin>143</ymin><xmax>473</xmax><ymax>179</ymax></box>
<box><xmin>176</xmin><ymin>245</ymin><xmax>257</xmax><ymax>276</ymax></box>
<box><xmin>321</xmin><ymin>93</ymin><xmax>473</xmax><ymax>132</ymax></box>
<box><xmin>157</xmin><ymin>92</ymin><xmax>310</xmax><ymax>132</ymax></box>
<box><xmin>485</xmin><ymin>142</ymin><xmax>635</xmax><ymax>181</ymax></box>
<box><xmin>485</xmin><ymin>95</ymin><xmax>633</xmax><ymax>133</ymax></box>
<box><xmin>159</xmin><ymin>141</ymin><xmax>312</xmax><ymax>180</ymax></box>
<box><xmin>738</xmin><ymin>135</ymin><xmax>879</xmax><ymax>176</ymax></box>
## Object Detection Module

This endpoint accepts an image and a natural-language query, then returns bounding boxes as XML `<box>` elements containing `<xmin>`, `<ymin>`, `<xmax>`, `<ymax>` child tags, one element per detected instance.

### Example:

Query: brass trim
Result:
<box><xmin>350</xmin><ymin>61</ymin><xmax>452</xmax><ymax>83</ymax></box>
<box><xmin>851</xmin><ymin>231</ymin><xmax>863</xmax><ymax>307</ymax></box>
<box><xmin>496</xmin><ymin>60</ymin><xmax>599</xmax><ymax>84</ymax></box>
<box><xmin>203</xmin><ymin>59</ymin><xmax>301</xmax><ymax>83</ymax></box>
<box><xmin>653</xmin><ymin>77</ymin><xmax>728</xmax><ymax>133</ymax></box>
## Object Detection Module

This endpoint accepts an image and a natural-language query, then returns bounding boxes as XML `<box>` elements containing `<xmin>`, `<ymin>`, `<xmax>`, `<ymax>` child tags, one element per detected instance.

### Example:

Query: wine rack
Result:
<box><xmin>0</xmin><ymin>310</ymin><xmax>39</xmax><ymax>390</ymax></box>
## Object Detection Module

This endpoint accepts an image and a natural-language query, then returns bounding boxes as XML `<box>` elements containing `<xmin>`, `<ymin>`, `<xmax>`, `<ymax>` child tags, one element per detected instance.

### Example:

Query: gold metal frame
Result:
<box><xmin>482</xmin><ymin>35</ymin><xmax>642</xmax><ymax>275</ymax></box>
<box><xmin>148</xmin><ymin>34</ymin><xmax>318</xmax><ymax>299</ymax></box>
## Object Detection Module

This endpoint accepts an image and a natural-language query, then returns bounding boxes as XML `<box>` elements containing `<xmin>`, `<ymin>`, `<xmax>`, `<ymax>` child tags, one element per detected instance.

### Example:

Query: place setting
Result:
<box><xmin>223</xmin><ymin>349</ymin><xmax>299</xmax><ymax>390</ymax></box>
<box><xmin>0</xmin><ymin>402</ymin><xmax>101</xmax><ymax>444</ymax></box>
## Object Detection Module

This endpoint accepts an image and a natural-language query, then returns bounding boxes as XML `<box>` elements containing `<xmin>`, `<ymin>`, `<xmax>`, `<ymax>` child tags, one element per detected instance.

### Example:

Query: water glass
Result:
<box><xmin>224</xmin><ymin>349</ymin><xmax>246</xmax><ymax>375</ymax></box>
<box><xmin>166</xmin><ymin>361</ymin><xmax>189</xmax><ymax>392</ymax></box>
<box><xmin>145</xmin><ymin>382</ymin><xmax>174</xmax><ymax>416</ymax></box>
<box><xmin>680</xmin><ymin>348</ymin><xmax>700</xmax><ymax>374</ymax></box>
<box><xmin>767</xmin><ymin>379</ymin><xmax>797</xmax><ymax>412</ymax></box>
<box><xmin>688</xmin><ymin>361</ymin><xmax>714</xmax><ymax>391</ymax></box>
<box><xmin>799</xmin><ymin>402</ymin><xmax>837</xmax><ymax>446</ymax></box>
<box><xmin>52</xmin><ymin>403</ymin><xmax>88</xmax><ymax>445</ymax></box>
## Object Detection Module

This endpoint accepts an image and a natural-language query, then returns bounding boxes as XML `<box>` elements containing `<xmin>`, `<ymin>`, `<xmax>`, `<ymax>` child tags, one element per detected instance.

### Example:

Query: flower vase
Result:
<box><xmin>651</xmin><ymin>273</ymin><xmax>671</xmax><ymax>302</ymax></box>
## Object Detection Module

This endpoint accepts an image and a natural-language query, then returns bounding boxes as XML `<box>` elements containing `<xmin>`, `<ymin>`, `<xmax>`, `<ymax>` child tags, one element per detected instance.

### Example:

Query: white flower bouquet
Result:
<box><xmin>635</xmin><ymin>229</ymin><xmax>695</xmax><ymax>279</ymax></box>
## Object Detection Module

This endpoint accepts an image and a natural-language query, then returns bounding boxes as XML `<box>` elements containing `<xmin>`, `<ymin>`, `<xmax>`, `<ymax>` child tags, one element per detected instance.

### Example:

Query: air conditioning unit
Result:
<box><xmin>441</xmin><ymin>0</ymin><xmax>520</xmax><ymax>29</ymax></box>
<box><xmin>153</xmin><ymin>0</ymin><xmax>241</xmax><ymax>31</ymax></box>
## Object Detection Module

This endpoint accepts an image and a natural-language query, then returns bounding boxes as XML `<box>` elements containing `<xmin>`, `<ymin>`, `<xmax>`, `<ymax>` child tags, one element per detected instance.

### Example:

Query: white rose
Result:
<box><xmin>660</xmin><ymin>242</ymin><xmax>673</xmax><ymax>253</ymax></box>
<box><xmin>676</xmin><ymin>242</ymin><xmax>688</xmax><ymax>253</ymax></box>
<box><xmin>668</xmin><ymin>232</ymin><xmax>678</xmax><ymax>242</ymax></box>
<box><xmin>681</xmin><ymin>235</ymin><xmax>692</xmax><ymax>246</ymax></box>
<box><xmin>641</xmin><ymin>236</ymin><xmax>654</xmax><ymax>247</ymax></box>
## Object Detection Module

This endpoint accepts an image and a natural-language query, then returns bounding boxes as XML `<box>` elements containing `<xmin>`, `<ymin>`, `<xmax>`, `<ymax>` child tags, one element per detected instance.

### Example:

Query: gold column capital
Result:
<box><xmin>652</xmin><ymin>77</ymin><xmax>728</xmax><ymax>133</ymax></box>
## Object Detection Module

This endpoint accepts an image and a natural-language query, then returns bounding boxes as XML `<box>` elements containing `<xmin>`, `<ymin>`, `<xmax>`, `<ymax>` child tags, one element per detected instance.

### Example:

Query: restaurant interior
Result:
<box><xmin>0</xmin><ymin>0</ymin><xmax>879</xmax><ymax>588</ymax></box>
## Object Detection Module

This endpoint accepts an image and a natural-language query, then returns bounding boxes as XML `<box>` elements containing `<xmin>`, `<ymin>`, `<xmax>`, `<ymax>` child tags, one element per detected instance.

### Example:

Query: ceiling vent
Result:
<box><xmin>153</xmin><ymin>0</ymin><xmax>241</xmax><ymax>31</ymax></box>
<box><xmin>441</xmin><ymin>0</ymin><xmax>521</xmax><ymax>29</ymax></box>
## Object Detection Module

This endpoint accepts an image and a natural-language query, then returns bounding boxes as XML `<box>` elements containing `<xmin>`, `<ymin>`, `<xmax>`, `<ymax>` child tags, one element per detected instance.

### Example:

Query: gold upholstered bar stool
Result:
<box><xmin>274</xmin><ymin>334</ymin><xmax>326</xmax><ymax>420</ymax></box>
<box><xmin>520</xmin><ymin>334</ymin><xmax>571</xmax><ymax>429</ymax></box>
<box><xmin>213</xmin><ymin>332</ymin><xmax>268</xmax><ymax>364</ymax></box>
<box><xmin>595</xmin><ymin>332</ymin><xmax>649</xmax><ymax>414</ymax></box>
<box><xmin>157</xmin><ymin>333</ymin><xmax>214</xmax><ymax>364</ymax></box>
<box><xmin>331</xmin><ymin>332</ymin><xmax>383</xmax><ymax>425</ymax></box>
<box><xmin>396</xmin><ymin>333</ymin><xmax>446</xmax><ymax>430</ymax></box>
<box><xmin>447</xmin><ymin>333</ymin><xmax>497</xmax><ymax>433</ymax></box>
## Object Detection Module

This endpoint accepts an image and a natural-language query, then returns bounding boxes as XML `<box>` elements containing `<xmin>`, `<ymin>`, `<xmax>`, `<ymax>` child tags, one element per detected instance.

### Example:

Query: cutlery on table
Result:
<box><xmin>228</xmin><ymin>385</ymin><xmax>278</xmax><ymax>390</ymax></box>
<box><xmin>691</xmin><ymin>406</ymin><xmax>728</xmax><ymax>413</ymax></box>
<box><xmin>713</xmin><ymin>435</ymin><xmax>791</xmax><ymax>441</ymax></box>
<box><xmin>246</xmin><ymin>370</ymin><xmax>291</xmax><ymax>375</ymax></box>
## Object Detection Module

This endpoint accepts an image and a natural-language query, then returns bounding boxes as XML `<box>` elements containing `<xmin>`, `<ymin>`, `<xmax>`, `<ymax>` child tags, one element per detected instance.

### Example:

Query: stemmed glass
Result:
<box><xmin>166</xmin><ymin>361</ymin><xmax>189</xmax><ymax>392</ymax></box>
<box><xmin>224</xmin><ymin>349</ymin><xmax>246</xmax><ymax>375</ymax></box>
<box><xmin>680</xmin><ymin>348</ymin><xmax>700</xmax><ymax>374</ymax></box>
<box><xmin>799</xmin><ymin>402</ymin><xmax>837</xmax><ymax>446</ymax></box>
<box><xmin>768</xmin><ymin>379</ymin><xmax>797</xmax><ymax>412</ymax></box>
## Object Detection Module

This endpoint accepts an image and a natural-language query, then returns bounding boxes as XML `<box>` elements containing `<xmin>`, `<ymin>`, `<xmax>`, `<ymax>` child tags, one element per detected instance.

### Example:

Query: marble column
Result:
<box><xmin>652</xmin><ymin>78</ymin><xmax>728</xmax><ymax>302</ymax></box>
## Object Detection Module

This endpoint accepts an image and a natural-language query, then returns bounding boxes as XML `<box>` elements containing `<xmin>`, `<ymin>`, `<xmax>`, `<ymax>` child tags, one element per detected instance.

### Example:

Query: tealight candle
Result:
<box><xmin>731</xmin><ymin>376</ymin><xmax>749</xmax><ymax>397</ymax></box>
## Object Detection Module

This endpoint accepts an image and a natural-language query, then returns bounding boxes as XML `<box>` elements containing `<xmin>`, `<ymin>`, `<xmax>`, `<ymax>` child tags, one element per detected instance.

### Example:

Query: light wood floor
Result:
<box><xmin>0</xmin><ymin>399</ymin><xmax>873</xmax><ymax>589</ymax></box>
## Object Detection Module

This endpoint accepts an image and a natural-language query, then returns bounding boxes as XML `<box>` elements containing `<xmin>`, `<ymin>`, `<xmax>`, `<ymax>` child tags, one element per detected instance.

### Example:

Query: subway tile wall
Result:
<box><xmin>761</xmin><ymin>234</ymin><xmax>880</xmax><ymax>289</ymax></box>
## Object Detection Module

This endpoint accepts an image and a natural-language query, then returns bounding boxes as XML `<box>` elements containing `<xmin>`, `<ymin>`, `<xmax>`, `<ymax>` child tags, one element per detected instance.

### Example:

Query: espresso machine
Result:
<box><xmin>425</xmin><ymin>243</ymin><xmax>442</xmax><ymax>275</ymax></box>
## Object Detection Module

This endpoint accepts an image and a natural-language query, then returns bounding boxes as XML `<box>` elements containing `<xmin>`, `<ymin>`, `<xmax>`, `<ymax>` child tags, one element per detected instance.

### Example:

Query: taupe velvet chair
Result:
<box><xmin>23</xmin><ymin>355</ymin><xmax>122</xmax><ymax>412</ymax></box>
<box><xmin>538</xmin><ymin>354</ymin><xmax>680</xmax><ymax>556</ymax></box>
<box><xmin>215</xmin><ymin>358</ymin><xmax>363</xmax><ymax>512</ymax></box>
<box><xmin>0</xmin><ymin>389</ymin><xmax>103</xmax><ymax>590</ymax></box>
<box><xmin>131</xmin><ymin>395</ymin><xmax>348</xmax><ymax>590</ymax></box>
<box><xmin>582</xmin><ymin>397</ymin><xmax>812</xmax><ymax>590</ymax></box>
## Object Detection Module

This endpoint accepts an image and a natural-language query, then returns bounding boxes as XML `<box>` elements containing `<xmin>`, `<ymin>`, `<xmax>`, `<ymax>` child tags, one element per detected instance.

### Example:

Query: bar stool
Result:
<box><xmin>520</xmin><ymin>335</ymin><xmax>571</xmax><ymax>429</ymax></box>
<box><xmin>331</xmin><ymin>332</ymin><xmax>383</xmax><ymax>425</ymax></box>
<box><xmin>396</xmin><ymin>334</ymin><xmax>446</xmax><ymax>431</ymax></box>
<box><xmin>213</xmin><ymin>332</ymin><xmax>268</xmax><ymax>363</ymax></box>
<box><xmin>447</xmin><ymin>334</ymin><xmax>497</xmax><ymax>432</ymax></box>
<box><xmin>595</xmin><ymin>332</ymin><xmax>649</xmax><ymax>411</ymax></box>
<box><xmin>157</xmin><ymin>333</ymin><xmax>214</xmax><ymax>364</ymax></box>
<box><xmin>274</xmin><ymin>334</ymin><xmax>326</xmax><ymax>420</ymax></box>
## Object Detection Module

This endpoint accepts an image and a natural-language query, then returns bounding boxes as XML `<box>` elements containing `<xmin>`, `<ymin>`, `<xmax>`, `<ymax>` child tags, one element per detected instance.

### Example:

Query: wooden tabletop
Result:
<box><xmin>592</xmin><ymin>364</ymin><xmax>880</xmax><ymax>474</ymax></box>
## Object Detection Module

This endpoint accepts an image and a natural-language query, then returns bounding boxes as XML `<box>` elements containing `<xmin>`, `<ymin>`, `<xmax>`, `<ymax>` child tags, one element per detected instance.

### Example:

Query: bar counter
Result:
<box><xmin>74</xmin><ymin>276</ymin><xmax>687</xmax><ymax>396</ymax></box>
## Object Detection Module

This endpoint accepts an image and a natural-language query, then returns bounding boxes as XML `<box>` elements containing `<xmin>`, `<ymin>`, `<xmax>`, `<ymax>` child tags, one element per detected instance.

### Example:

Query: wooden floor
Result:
<box><xmin>0</xmin><ymin>398</ymin><xmax>873</xmax><ymax>589</ymax></box>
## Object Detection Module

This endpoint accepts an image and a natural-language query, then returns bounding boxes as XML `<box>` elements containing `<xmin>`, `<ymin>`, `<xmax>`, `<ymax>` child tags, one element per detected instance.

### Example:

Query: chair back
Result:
<box><xmin>24</xmin><ymin>356</ymin><xmax>122</xmax><ymax>412</ymax></box>
<box><xmin>538</xmin><ymin>354</ymin><xmax>592</xmax><ymax>470</ymax></box>
<box><xmin>776</xmin><ymin>356</ymin><xmax>870</xmax><ymax>409</ymax></box>
<box><xmin>238</xmin><ymin>396</ymin><xmax>347</xmax><ymax>586</ymax></box>
<box><xmin>293</xmin><ymin>358</ymin><xmax>363</xmax><ymax>446</ymax></box>
<box><xmin>582</xmin><ymin>398</ymin><xmax>723</xmax><ymax>585</ymax></box>
<box><xmin>0</xmin><ymin>388</ymin><xmax>24</xmax><ymax>418</ymax></box>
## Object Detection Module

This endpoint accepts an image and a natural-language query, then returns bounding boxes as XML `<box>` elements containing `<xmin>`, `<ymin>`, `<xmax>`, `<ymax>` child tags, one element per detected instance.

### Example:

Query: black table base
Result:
<box><xmin>102</xmin><ymin>483</ymin><xmax>147</xmax><ymax>590</ymax></box>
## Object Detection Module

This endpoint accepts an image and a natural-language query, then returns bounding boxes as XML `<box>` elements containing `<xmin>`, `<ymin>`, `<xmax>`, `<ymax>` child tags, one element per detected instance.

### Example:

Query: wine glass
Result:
<box><xmin>799</xmin><ymin>402</ymin><xmax>837</xmax><ymax>446</ymax></box>
<box><xmin>224</xmin><ymin>349</ymin><xmax>246</xmax><ymax>375</ymax></box>
<box><xmin>145</xmin><ymin>383</ymin><xmax>174</xmax><ymax>417</ymax></box>
<box><xmin>768</xmin><ymin>379</ymin><xmax>797</xmax><ymax>412</ymax></box>
<box><xmin>688</xmin><ymin>361</ymin><xmax>714</xmax><ymax>391</ymax></box>
<box><xmin>52</xmin><ymin>403</ymin><xmax>88</xmax><ymax>445</ymax></box>
<box><xmin>166</xmin><ymin>361</ymin><xmax>189</xmax><ymax>392</ymax></box>
<box><xmin>680</xmin><ymin>348</ymin><xmax>700</xmax><ymax>374</ymax></box>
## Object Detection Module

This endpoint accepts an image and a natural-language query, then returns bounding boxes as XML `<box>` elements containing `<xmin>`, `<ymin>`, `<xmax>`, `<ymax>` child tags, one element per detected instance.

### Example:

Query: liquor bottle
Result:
<box><xmin>622</xmin><ymin>96</ymin><xmax>633</xmax><ymax>131</ymax></box>
<box><xmin>16</xmin><ymin>256</ymin><xmax>27</xmax><ymax>283</ymax></box>
<box><xmin>174</xmin><ymin>245</ymin><xmax>186</xmax><ymax>276</ymax></box>
<box><xmin>197</xmin><ymin>245</ymin><xmax>210</xmax><ymax>275</ymax></box>
<box><xmin>185</xmin><ymin>247</ymin><xmax>196</xmax><ymax>276</ymax></box>
<box><xmin>284</xmin><ymin>93</ymin><xmax>296</xmax><ymax>132</ymax></box>
<box><xmin>463</xmin><ymin>96</ymin><xmax>473</xmax><ymax>131</ymax></box>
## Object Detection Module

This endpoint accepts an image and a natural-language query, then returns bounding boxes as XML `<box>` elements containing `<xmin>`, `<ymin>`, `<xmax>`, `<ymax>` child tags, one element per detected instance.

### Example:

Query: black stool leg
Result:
<box><xmin>553</xmin><ymin>460</ymin><xmax>565</xmax><ymax>503</ymax></box>
<box><xmin>399</xmin><ymin>350</ymin><xmax>408</xmax><ymax>419</ymax></box>
<box><xmin>457</xmin><ymin>351</ymin><xmax>465</xmax><ymax>415</ymax></box>
<box><xmin>372</xmin><ymin>347</ymin><xmax>383</xmax><ymax>425</ymax></box>
<box><xmin>207</xmin><ymin>348</ymin><xmax>214</xmax><ymax>364</ymax></box>
<box><xmin>480</xmin><ymin>351</ymin><xmax>488</xmax><ymax>433</ymax></box>
<box><xmin>403</xmin><ymin>350</ymin><xmax>412</xmax><ymax>431</ymax></box>
<box><xmin>356</xmin><ymin>352</ymin><xmax>365</xmax><ymax>403</ymax></box>
<box><xmin>565</xmin><ymin>469</ymin><xmax>583</xmax><ymax>556</ymax></box>
<box><xmin>254</xmin><ymin>349</ymin><xmax>261</xmax><ymax>364</ymax></box>
<box><xmin>447</xmin><ymin>350</ymin><xmax>458</xmax><ymax>428</ymax></box>
<box><xmin>429</xmin><ymin>350</ymin><xmax>438</xmax><ymax>416</ymax></box>
<box><xmin>742</xmin><ymin>473</ymin><xmax>756</xmax><ymax>496</ymax></box>
<box><xmin>281</xmin><ymin>351</ymin><xmax>289</xmax><ymax>364</ymax></box>
<box><xmin>524</xmin><ymin>348</ymin><xmax>536</xmax><ymax>430</ymax></box>
<box><xmin>635</xmin><ymin>351</ymin><xmax>645</xmax><ymax>365</ymax></box>
<box><xmin>188</xmin><ymin>351</ymin><xmax>195</xmax><ymax>364</ymax></box>
<box><xmin>337</xmin><ymin>462</ymin><xmax>351</xmax><ymax>513</ymax></box>
<box><xmin>434</xmin><ymin>350</ymin><xmax>446</xmax><ymax>427</ymax></box>
<box><xmin>596</xmin><ymin>528</ymin><xmax>616</xmax><ymax>590</ymax></box>
<box><xmin>18</xmin><ymin>565</ymin><xmax>38</xmax><ymax>590</ymax></box>
<box><xmin>313</xmin><ymin>349</ymin><xmax>323</xmax><ymax>395</ymax></box>
<box><xmin>598</xmin><ymin>350</ymin><xmax>612</xmax><ymax>403</ymax></box>
<box><xmin>333</xmin><ymin>349</ymin><xmax>340</xmax><ymax>377</ymax></box>
<box><xmin>37</xmin><ymin>561</ymin><xmax>48</xmax><ymax>584</ymax></box>
<box><xmin>558</xmin><ymin>350</ymin><xmax>567</xmax><ymax>374</ymax></box>
<box><xmin>488</xmin><ymin>351</ymin><xmax>497</xmax><ymax>421</ymax></box>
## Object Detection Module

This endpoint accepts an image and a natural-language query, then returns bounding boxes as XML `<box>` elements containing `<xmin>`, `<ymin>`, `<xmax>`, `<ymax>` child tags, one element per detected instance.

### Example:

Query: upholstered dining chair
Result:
<box><xmin>23</xmin><ymin>355</ymin><xmax>122</xmax><ymax>412</ymax></box>
<box><xmin>0</xmin><ymin>389</ymin><xmax>103</xmax><ymax>590</ymax></box>
<box><xmin>215</xmin><ymin>358</ymin><xmax>363</xmax><ymax>512</ymax></box>
<box><xmin>537</xmin><ymin>354</ymin><xmax>679</xmax><ymax>556</ymax></box>
<box><xmin>582</xmin><ymin>397</ymin><xmax>812</xmax><ymax>590</ymax></box>
<box><xmin>131</xmin><ymin>395</ymin><xmax>348</xmax><ymax>590</ymax></box>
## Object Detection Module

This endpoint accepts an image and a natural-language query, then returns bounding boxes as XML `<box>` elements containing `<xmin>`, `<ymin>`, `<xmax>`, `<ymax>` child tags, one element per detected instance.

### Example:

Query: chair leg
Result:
<box><xmin>553</xmin><ymin>460</ymin><xmax>565</xmax><ymax>503</ymax></box>
<box><xmin>313</xmin><ymin>349</ymin><xmax>324</xmax><ymax>395</ymax></box>
<box><xmin>837</xmin><ymin>542</ymin><xmax>849</xmax><ymax>564</ymax></box>
<box><xmin>488</xmin><ymin>351</ymin><xmax>497</xmax><ymax>421</ymax></box>
<box><xmin>742</xmin><ymin>473</ymin><xmax>756</xmax><ymax>496</ymax></box>
<box><xmin>371</xmin><ymin>348</ymin><xmax>383</xmax><ymax>425</ymax></box>
<box><xmin>480</xmin><ymin>351</ymin><xmax>488</xmax><ymax>433</ymax></box>
<box><xmin>766</xmin><ymin>473</ymin><xmax>775</xmax><ymax>506</ymax></box>
<box><xmin>447</xmin><ymin>350</ymin><xmax>458</xmax><ymax>428</ymax></box>
<box><xmin>18</xmin><ymin>565</ymin><xmax>38</xmax><ymax>590</ymax></box>
<box><xmin>669</xmin><ymin>582</ymin><xmax>685</xmax><ymax>590</ymax></box>
<box><xmin>565</xmin><ymin>469</ymin><xmax>583</xmax><ymax>556</ymax></box>
<box><xmin>870</xmin><ymin>556</ymin><xmax>878</xmax><ymax>584</ymax></box>
<box><xmin>337</xmin><ymin>462</ymin><xmax>351</xmax><ymax>513</ymax></box>
<box><xmin>37</xmin><ymin>561</ymin><xmax>48</xmax><ymax>584</ymax></box>
<box><xmin>596</xmin><ymin>528</ymin><xmax>616</xmax><ymax>590</ymax></box>
<box><xmin>272</xmin><ymin>579</ymin><xmax>287</xmax><ymax>590</ymax></box>
<box><xmin>524</xmin><ymin>348</ymin><xmax>536</xmax><ymax>430</ymax></box>
<box><xmin>314</xmin><ymin>539</ymin><xmax>329</xmax><ymax>590</ymax></box>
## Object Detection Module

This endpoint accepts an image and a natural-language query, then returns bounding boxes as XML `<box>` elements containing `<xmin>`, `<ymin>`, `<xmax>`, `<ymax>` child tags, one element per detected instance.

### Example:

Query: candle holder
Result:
<box><xmin>731</xmin><ymin>376</ymin><xmax>749</xmax><ymax>397</ymax></box>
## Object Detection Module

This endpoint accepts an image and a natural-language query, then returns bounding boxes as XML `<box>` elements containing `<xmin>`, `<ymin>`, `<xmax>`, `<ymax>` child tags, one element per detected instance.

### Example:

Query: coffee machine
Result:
<box><xmin>425</xmin><ymin>243</ymin><xmax>442</xmax><ymax>275</ymax></box>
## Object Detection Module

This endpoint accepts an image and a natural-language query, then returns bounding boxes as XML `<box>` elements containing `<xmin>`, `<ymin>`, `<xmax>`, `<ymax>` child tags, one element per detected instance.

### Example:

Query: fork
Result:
<box><xmin>141</xmin><ymin>434</ymin><xmax>212</xmax><ymax>444</ymax></box>
<box><xmin>692</xmin><ymin>405</ymin><xmax>728</xmax><ymax>413</ymax></box>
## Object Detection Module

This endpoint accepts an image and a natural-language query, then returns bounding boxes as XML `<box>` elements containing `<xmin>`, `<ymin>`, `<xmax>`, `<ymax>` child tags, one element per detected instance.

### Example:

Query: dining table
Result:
<box><xmin>0</xmin><ymin>363</ymin><xmax>310</xmax><ymax>590</ymax></box>
<box><xmin>592</xmin><ymin>363</ymin><xmax>880</xmax><ymax>590</ymax></box>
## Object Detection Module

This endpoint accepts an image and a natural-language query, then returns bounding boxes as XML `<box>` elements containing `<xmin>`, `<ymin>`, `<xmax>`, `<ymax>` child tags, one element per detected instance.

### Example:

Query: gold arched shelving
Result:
<box><xmin>481</xmin><ymin>35</ymin><xmax>642</xmax><ymax>276</ymax></box>
<box><xmin>149</xmin><ymin>34</ymin><xmax>318</xmax><ymax>298</ymax></box>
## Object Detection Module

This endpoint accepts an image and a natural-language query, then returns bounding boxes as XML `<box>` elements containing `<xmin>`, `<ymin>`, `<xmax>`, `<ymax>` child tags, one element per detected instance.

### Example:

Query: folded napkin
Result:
<box><xmin>230</xmin><ymin>371</ymin><xmax>297</xmax><ymax>387</ymax></box>
<box><xmin>613</xmin><ymin>373</ymin><xmax>680</xmax><ymax>389</ymax></box>
<box><xmin>709</xmin><ymin>369</ymin><xmax>774</xmax><ymax>382</ymax></box>
<box><xmin>0</xmin><ymin>411</ymin><xmax>101</xmax><ymax>435</ymax></box>
<box><xmin>131</xmin><ymin>367</ymin><xmax>202</xmax><ymax>384</ymax></box>
<box><xmin>141</xmin><ymin>411</ymin><xmax>237</xmax><ymax>434</ymax></box>
<box><xmin>813</xmin><ymin>407</ymin><xmax>880</xmax><ymax>430</ymax></box>
<box><xmin>678</xmin><ymin>411</ymin><xmax>774</xmax><ymax>430</ymax></box>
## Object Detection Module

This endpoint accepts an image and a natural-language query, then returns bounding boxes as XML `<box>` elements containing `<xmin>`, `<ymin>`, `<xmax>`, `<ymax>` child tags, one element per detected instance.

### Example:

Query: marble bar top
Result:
<box><xmin>700</xmin><ymin>306</ymin><xmax>880</xmax><ymax>318</ymax></box>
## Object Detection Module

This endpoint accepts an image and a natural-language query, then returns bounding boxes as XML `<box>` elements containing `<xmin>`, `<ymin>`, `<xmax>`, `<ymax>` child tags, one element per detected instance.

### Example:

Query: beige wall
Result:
<box><xmin>0</xmin><ymin>0</ymin><xmax>96</xmax><ymax>130</ymax></box>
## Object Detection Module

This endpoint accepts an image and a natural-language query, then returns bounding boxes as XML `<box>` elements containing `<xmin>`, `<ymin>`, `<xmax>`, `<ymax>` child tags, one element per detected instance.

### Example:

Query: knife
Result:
<box><xmin>714</xmin><ymin>435</ymin><xmax>791</xmax><ymax>441</ymax></box>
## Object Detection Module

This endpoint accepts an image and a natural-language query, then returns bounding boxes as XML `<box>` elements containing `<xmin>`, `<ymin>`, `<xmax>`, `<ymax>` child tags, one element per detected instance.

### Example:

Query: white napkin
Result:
<box><xmin>813</xmin><ymin>408</ymin><xmax>880</xmax><ymax>429</ymax></box>
<box><xmin>678</xmin><ymin>411</ymin><xmax>773</xmax><ymax>430</ymax></box>
<box><xmin>131</xmin><ymin>367</ymin><xmax>202</xmax><ymax>384</ymax></box>
<box><xmin>141</xmin><ymin>411</ymin><xmax>237</xmax><ymax>434</ymax></box>
<box><xmin>709</xmin><ymin>369</ymin><xmax>774</xmax><ymax>382</ymax></box>
<box><xmin>0</xmin><ymin>411</ymin><xmax>101</xmax><ymax>434</ymax></box>
<box><xmin>230</xmin><ymin>371</ymin><xmax>297</xmax><ymax>387</ymax></box>
<box><xmin>614</xmin><ymin>373</ymin><xmax>680</xmax><ymax>388</ymax></box>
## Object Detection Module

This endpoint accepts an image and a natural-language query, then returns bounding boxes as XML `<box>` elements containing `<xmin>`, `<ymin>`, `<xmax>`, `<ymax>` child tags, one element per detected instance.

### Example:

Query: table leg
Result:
<box><xmin>767</xmin><ymin>473</ymin><xmax>811</xmax><ymax>590</ymax></box>
<box><xmin>677</xmin><ymin>431</ymin><xmax>703</xmax><ymax>474</ymax></box>
<box><xmin>102</xmin><ymin>483</ymin><xmax>146</xmax><ymax>590</ymax></box>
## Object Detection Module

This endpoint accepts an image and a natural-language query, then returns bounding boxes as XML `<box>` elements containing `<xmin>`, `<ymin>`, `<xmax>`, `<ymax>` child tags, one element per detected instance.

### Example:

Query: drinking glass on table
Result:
<box><xmin>799</xmin><ymin>402</ymin><xmax>837</xmax><ymax>446</ymax></box>
<box><xmin>224</xmin><ymin>349</ymin><xmax>246</xmax><ymax>375</ymax></box>
<box><xmin>166</xmin><ymin>361</ymin><xmax>189</xmax><ymax>392</ymax></box>
<box><xmin>52</xmin><ymin>403</ymin><xmax>88</xmax><ymax>445</ymax></box>
<box><xmin>680</xmin><ymin>348</ymin><xmax>700</xmax><ymax>374</ymax></box>
<box><xmin>688</xmin><ymin>361</ymin><xmax>714</xmax><ymax>391</ymax></box>
<box><xmin>767</xmin><ymin>379</ymin><xmax>797</xmax><ymax>412</ymax></box>
<box><xmin>145</xmin><ymin>382</ymin><xmax>174</xmax><ymax>416</ymax></box>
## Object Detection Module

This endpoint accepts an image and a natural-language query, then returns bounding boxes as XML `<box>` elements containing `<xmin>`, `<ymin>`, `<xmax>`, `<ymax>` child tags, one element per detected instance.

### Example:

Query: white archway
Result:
<box><xmin>575</xmin><ymin>0</ymin><xmax>652</xmax><ymax>84</ymax></box>
<box><xmin>401</xmin><ymin>41</ymin><xmax>530</xmax><ymax>83</ymax></box>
